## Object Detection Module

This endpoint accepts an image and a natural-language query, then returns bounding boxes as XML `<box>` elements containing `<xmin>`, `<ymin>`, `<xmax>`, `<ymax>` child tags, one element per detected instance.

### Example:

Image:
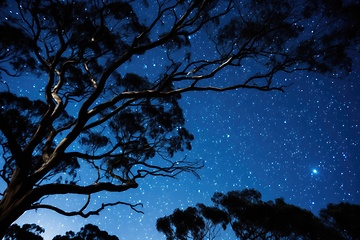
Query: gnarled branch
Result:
<box><xmin>29</xmin><ymin>200</ymin><xmax>144</xmax><ymax>218</ymax></box>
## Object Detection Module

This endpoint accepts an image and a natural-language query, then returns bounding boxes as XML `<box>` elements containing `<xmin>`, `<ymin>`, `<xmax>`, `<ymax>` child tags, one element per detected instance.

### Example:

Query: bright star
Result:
<box><xmin>312</xmin><ymin>169</ymin><xmax>318</xmax><ymax>174</ymax></box>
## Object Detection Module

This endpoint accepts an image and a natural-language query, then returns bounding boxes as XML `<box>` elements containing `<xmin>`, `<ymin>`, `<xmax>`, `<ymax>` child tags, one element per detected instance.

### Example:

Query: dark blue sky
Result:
<box><xmin>1</xmin><ymin>1</ymin><xmax>360</xmax><ymax>239</ymax></box>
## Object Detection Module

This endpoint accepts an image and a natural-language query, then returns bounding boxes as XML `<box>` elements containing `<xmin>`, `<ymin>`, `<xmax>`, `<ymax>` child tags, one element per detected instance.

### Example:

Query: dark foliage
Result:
<box><xmin>156</xmin><ymin>203</ymin><xmax>229</xmax><ymax>240</ymax></box>
<box><xmin>157</xmin><ymin>189</ymin><xmax>358</xmax><ymax>240</ymax></box>
<box><xmin>52</xmin><ymin>224</ymin><xmax>119</xmax><ymax>240</ymax></box>
<box><xmin>4</xmin><ymin>223</ymin><xmax>118</xmax><ymax>240</ymax></box>
<box><xmin>320</xmin><ymin>202</ymin><xmax>360</xmax><ymax>240</ymax></box>
<box><xmin>4</xmin><ymin>224</ymin><xmax>44</xmax><ymax>240</ymax></box>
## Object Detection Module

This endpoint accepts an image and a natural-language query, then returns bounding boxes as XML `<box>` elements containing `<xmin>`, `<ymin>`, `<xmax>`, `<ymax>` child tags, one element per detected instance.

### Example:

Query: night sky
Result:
<box><xmin>1</xmin><ymin>1</ymin><xmax>360</xmax><ymax>239</ymax></box>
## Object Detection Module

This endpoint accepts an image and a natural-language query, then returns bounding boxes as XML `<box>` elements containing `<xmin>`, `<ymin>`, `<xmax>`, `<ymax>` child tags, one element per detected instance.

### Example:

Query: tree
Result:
<box><xmin>157</xmin><ymin>189</ymin><xmax>354</xmax><ymax>240</ymax></box>
<box><xmin>4</xmin><ymin>223</ymin><xmax>44</xmax><ymax>240</ymax></box>
<box><xmin>0</xmin><ymin>0</ymin><xmax>359</xmax><ymax>237</ymax></box>
<box><xmin>210</xmin><ymin>189</ymin><xmax>341</xmax><ymax>240</ymax></box>
<box><xmin>3</xmin><ymin>223</ymin><xmax>118</xmax><ymax>240</ymax></box>
<box><xmin>156</xmin><ymin>204</ymin><xmax>228</xmax><ymax>240</ymax></box>
<box><xmin>52</xmin><ymin>224</ymin><xmax>119</xmax><ymax>240</ymax></box>
<box><xmin>320</xmin><ymin>202</ymin><xmax>360</xmax><ymax>240</ymax></box>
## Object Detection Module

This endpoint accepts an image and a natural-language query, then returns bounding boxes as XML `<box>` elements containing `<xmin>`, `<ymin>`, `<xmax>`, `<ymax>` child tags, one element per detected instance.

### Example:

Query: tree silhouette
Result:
<box><xmin>320</xmin><ymin>202</ymin><xmax>360</xmax><ymax>240</ymax></box>
<box><xmin>0</xmin><ymin>0</ymin><xmax>359</xmax><ymax>237</ymax></box>
<box><xmin>210</xmin><ymin>189</ymin><xmax>342</xmax><ymax>240</ymax></box>
<box><xmin>156</xmin><ymin>204</ymin><xmax>229</xmax><ymax>240</ymax></box>
<box><xmin>157</xmin><ymin>189</ymin><xmax>357</xmax><ymax>240</ymax></box>
<box><xmin>52</xmin><ymin>224</ymin><xmax>119</xmax><ymax>240</ymax></box>
<box><xmin>4</xmin><ymin>223</ymin><xmax>118</xmax><ymax>240</ymax></box>
<box><xmin>4</xmin><ymin>223</ymin><xmax>44</xmax><ymax>240</ymax></box>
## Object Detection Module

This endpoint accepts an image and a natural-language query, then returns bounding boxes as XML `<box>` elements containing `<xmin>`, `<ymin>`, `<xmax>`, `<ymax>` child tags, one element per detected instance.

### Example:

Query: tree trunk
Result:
<box><xmin>0</xmin><ymin>191</ymin><xmax>32</xmax><ymax>238</ymax></box>
<box><xmin>0</xmin><ymin>206</ymin><xmax>22</xmax><ymax>239</ymax></box>
<box><xmin>0</xmin><ymin>171</ymin><xmax>34</xmax><ymax>239</ymax></box>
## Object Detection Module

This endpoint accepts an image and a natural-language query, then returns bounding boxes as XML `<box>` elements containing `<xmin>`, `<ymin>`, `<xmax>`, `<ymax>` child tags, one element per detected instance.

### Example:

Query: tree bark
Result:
<box><xmin>0</xmin><ymin>181</ymin><xmax>33</xmax><ymax>239</ymax></box>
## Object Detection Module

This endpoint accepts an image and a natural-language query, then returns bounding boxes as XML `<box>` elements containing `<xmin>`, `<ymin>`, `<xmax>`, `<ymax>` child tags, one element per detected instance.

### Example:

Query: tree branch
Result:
<box><xmin>133</xmin><ymin>158</ymin><xmax>203</xmax><ymax>180</ymax></box>
<box><xmin>33</xmin><ymin>181</ymin><xmax>138</xmax><ymax>198</ymax></box>
<box><xmin>29</xmin><ymin>200</ymin><xmax>144</xmax><ymax>218</ymax></box>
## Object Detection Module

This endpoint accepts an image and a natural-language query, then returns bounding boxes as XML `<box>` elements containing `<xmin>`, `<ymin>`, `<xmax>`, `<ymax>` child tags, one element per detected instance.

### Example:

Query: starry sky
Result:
<box><xmin>1</xmin><ymin>1</ymin><xmax>360</xmax><ymax>239</ymax></box>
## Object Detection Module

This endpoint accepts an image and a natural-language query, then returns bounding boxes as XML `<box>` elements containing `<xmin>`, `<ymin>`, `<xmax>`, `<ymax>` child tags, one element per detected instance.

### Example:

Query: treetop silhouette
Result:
<box><xmin>157</xmin><ymin>189</ymin><xmax>360</xmax><ymax>240</ymax></box>
<box><xmin>4</xmin><ymin>223</ymin><xmax>118</xmax><ymax>240</ymax></box>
